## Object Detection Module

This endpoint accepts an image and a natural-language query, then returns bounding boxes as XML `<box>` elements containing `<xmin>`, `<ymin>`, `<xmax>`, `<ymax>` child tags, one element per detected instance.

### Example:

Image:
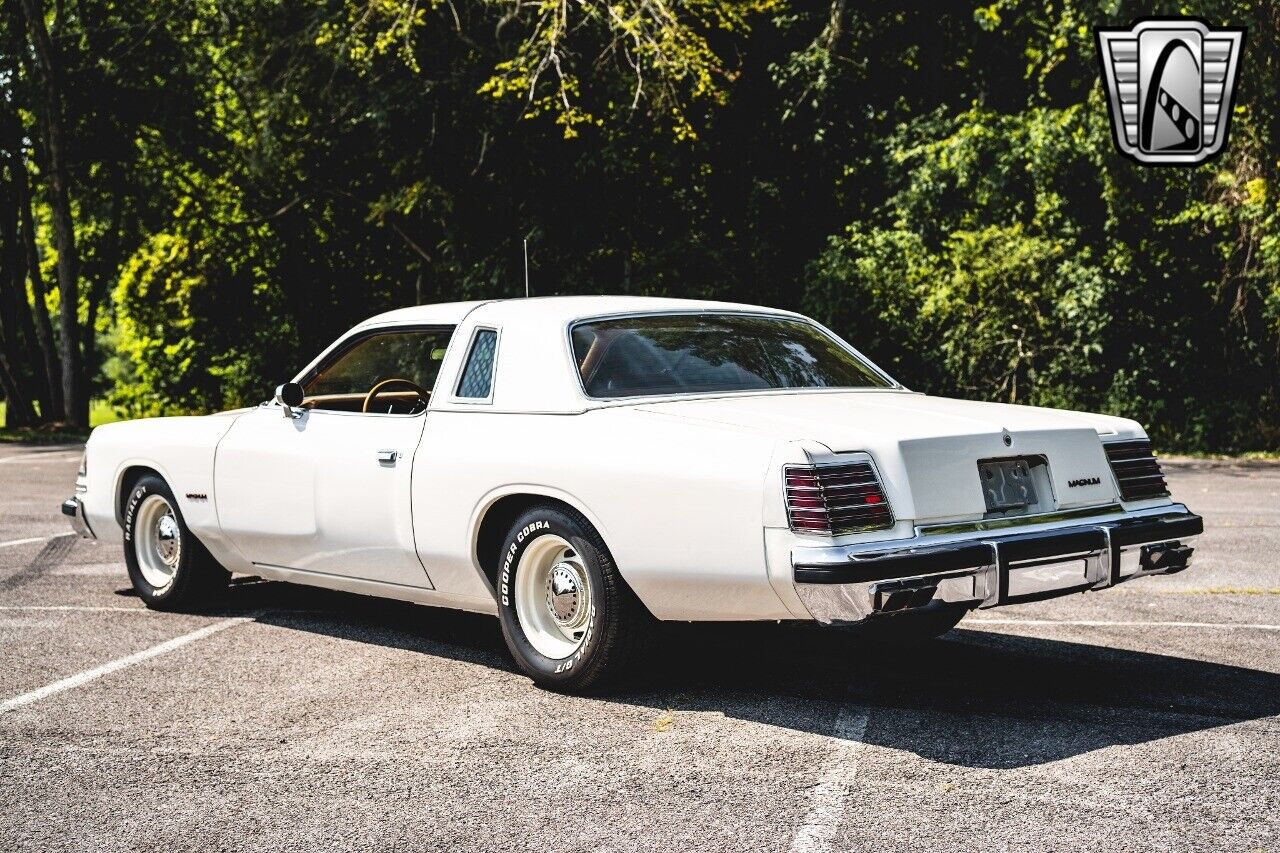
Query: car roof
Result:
<box><xmin>355</xmin><ymin>295</ymin><xmax>803</xmax><ymax>330</ymax></box>
<box><xmin>340</xmin><ymin>295</ymin><xmax>822</xmax><ymax>414</ymax></box>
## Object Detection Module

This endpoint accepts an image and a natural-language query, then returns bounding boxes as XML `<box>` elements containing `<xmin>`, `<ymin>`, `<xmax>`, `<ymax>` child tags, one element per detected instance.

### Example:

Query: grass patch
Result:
<box><xmin>1164</xmin><ymin>450</ymin><xmax>1280</xmax><ymax>461</ymax></box>
<box><xmin>1164</xmin><ymin>587</ymin><xmax>1280</xmax><ymax>596</ymax></box>
<box><xmin>0</xmin><ymin>399</ymin><xmax>125</xmax><ymax>443</ymax></box>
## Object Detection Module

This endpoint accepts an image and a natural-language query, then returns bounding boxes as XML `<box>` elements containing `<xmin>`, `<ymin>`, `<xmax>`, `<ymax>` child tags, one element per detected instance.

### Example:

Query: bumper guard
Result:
<box><xmin>61</xmin><ymin>497</ymin><xmax>96</xmax><ymax>539</ymax></box>
<box><xmin>792</xmin><ymin>504</ymin><xmax>1201</xmax><ymax>623</ymax></box>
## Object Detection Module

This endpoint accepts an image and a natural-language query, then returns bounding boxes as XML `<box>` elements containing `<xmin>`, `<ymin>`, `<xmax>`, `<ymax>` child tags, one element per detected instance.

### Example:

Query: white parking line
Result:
<box><xmin>0</xmin><ymin>605</ymin><xmax>148</xmax><ymax>613</ymax></box>
<box><xmin>0</xmin><ymin>537</ymin><xmax>51</xmax><ymax>550</ymax></box>
<box><xmin>0</xmin><ymin>617</ymin><xmax>248</xmax><ymax>714</ymax></box>
<box><xmin>969</xmin><ymin>618</ymin><xmax>1280</xmax><ymax>631</ymax></box>
<box><xmin>0</xmin><ymin>451</ymin><xmax>80</xmax><ymax>464</ymax></box>
<box><xmin>789</xmin><ymin>702</ymin><xmax>870</xmax><ymax>853</ymax></box>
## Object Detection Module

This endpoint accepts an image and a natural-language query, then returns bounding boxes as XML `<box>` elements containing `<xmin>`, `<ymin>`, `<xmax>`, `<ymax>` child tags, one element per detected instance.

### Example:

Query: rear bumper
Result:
<box><xmin>792</xmin><ymin>504</ymin><xmax>1201</xmax><ymax>623</ymax></box>
<box><xmin>61</xmin><ymin>498</ymin><xmax>96</xmax><ymax>539</ymax></box>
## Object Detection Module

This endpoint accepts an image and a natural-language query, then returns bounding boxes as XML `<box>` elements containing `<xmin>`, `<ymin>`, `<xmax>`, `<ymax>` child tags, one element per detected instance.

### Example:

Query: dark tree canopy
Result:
<box><xmin>0</xmin><ymin>0</ymin><xmax>1276</xmax><ymax>450</ymax></box>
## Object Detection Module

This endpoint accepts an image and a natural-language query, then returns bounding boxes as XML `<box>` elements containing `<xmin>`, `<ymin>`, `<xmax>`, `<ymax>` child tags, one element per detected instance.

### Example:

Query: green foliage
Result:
<box><xmin>807</xmin><ymin>104</ymin><xmax>1116</xmax><ymax>406</ymax></box>
<box><xmin>804</xmin><ymin>3</ymin><xmax>1280</xmax><ymax>451</ymax></box>
<box><xmin>6</xmin><ymin>0</ymin><xmax>1277</xmax><ymax>450</ymax></box>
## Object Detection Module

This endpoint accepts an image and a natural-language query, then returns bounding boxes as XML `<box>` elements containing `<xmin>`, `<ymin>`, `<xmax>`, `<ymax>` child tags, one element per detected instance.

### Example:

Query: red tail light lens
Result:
<box><xmin>784</xmin><ymin>461</ymin><xmax>894</xmax><ymax>535</ymax></box>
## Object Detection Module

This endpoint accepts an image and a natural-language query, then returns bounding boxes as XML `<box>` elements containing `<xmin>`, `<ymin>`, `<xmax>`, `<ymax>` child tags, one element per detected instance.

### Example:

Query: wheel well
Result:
<box><xmin>474</xmin><ymin>493</ymin><xmax>577</xmax><ymax>587</ymax></box>
<box><xmin>117</xmin><ymin>465</ymin><xmax>162</xmax><ymax>523</ymax></box>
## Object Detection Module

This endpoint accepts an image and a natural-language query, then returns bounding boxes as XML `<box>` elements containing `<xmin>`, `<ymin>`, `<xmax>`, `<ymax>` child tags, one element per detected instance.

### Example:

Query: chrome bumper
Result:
<box><xmin>61</xmin><ymin>497</ymin><xmax>96</xmax><ymax>539</ymax></box>
<box><xmin>792</xmin><ymin>504</ymin><xmax>1201</xmax><ymax>624</ymax></box>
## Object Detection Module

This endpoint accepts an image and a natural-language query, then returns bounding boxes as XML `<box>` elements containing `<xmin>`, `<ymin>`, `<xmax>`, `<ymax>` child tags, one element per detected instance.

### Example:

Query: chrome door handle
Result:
<box><xmin>377</xmin><ymin>449</ymin><xmax>398</xmax><ymax>464</ymax></box>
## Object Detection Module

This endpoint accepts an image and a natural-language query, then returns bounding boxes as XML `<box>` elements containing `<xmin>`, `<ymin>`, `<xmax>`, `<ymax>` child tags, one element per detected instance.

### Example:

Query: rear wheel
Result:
<box><xmin>123</xmin><ymin>474</ymin><xmax>228</xmax><ymax>611</ymax></box>
<box><xmin>495</xmin><ymin>504</ymin><xmax>649</xmax><ymax>692</ymax></box>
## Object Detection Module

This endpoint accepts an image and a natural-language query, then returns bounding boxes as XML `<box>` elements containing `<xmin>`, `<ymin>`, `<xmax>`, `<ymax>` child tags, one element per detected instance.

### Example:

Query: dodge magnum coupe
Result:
<box><xmin>63</xmin><ymin>296</ymin><xmax>1202</xmax><ymax>690</ymax></box>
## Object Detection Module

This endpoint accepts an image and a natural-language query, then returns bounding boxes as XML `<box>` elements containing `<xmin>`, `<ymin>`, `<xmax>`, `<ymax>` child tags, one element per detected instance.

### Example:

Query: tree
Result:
<box><xmin>17</xmin><ymin>0</ymin><xmax>84</xmax><ymax>426</ymax></box>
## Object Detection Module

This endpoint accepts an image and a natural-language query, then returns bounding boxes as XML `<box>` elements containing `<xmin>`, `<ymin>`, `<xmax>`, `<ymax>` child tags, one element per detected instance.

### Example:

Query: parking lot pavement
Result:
<box><xmin>1</xmin><ymin>445</ymin><xmax>1277</xmax><ymax>851</ymax></box>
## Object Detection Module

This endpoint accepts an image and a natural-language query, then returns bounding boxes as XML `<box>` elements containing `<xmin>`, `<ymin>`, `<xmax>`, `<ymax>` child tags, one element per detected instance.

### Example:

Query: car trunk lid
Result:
<box><xmin>636</xmin><ymin>391</ymin><xmax>1124</xmax><ymax>523</ymax></box>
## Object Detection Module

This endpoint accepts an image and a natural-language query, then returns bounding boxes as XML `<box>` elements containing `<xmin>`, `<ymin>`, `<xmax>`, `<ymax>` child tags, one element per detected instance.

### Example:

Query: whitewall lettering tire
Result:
<box><xmin>496</xmin><ymin>504</ymin><xmax>649</xmax><ymax>691</ymax></box>
<box><xmin>123</xmin><ymin>474</ymin><xmax>229</xmax><ymax>610</ymax></box>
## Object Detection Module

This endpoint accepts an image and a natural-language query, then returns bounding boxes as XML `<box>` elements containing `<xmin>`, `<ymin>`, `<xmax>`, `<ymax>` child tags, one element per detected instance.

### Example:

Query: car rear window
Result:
<box><xmin>570</xmin><ymin>314</ymin><xmax>892</xmax><ymax>398</ymax></box>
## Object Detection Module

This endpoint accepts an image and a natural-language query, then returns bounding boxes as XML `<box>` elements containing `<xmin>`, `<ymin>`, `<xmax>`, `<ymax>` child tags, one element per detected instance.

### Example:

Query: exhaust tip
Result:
<box><xmin>908</xmin><ymin>585</ymin><xmax>937</xmax><ymax>608</ymax></box>
<box><xmin>1140</xmin><ymin>542</ymin><xmax>1193</xmax><ymax>574</ymax></box>
<box><xmin>873</xmin><ymin>582</ymin><xmax>939</xmax><ymax>613</ymax></box>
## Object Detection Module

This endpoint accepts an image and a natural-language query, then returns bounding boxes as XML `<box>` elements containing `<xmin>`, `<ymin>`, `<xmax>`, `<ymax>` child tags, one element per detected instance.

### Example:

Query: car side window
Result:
<box><xmin>302</xmin><ymin>327</ymin><xmax>454</xmax><ymax>414</ymax></box>
<box><xmin>455</xmin><ymin>328</ymin><xmax>498</xmax><ymax>400</ymax></box>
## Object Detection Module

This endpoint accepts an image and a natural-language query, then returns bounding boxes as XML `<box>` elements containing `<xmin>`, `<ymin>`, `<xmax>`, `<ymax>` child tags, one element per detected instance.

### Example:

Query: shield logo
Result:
<box><xmin>1096</xmin><ymin>18</ymin><xmax>1245</xmax><ymax>165</ymax></box>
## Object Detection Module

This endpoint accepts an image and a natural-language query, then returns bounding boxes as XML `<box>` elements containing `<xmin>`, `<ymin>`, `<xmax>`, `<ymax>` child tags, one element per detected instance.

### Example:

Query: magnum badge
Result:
<box><xmin>1096</xmin><ymin>18</ymin><xmax>1245</xmax><ymax>165</ymax></box>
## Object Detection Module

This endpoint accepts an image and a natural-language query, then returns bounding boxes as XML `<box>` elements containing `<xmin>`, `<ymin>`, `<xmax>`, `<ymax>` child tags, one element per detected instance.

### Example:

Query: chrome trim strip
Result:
<box><xmin>917</xmin><ymin>504</ymin><xmax>1125</xmax><ymax>536</ymax></box>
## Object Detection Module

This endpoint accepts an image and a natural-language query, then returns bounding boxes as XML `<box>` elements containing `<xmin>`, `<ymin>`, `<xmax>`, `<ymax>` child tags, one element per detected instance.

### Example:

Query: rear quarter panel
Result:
<box><xmin>413</xmin><ymin>407</ymin><xmax>794</xmax><ymax>621</ymax></box>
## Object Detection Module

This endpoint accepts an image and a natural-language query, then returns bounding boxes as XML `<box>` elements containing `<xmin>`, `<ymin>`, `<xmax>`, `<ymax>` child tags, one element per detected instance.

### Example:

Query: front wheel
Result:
<box><xmin>123</xmin><ymin>474</ymin><xmax>229</xmax><ymax>611</ymax></box>
<box><xmin>495</xmin><ymin>504</ymin><xmax>649</xmax><ymax>692</ymax></box>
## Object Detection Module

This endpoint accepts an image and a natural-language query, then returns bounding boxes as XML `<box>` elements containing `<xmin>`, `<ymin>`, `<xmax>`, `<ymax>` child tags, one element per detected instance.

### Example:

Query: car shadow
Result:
<box><xmin>223</xmin><ymin>579</ymin><xmax>1280</xmax><ymax>770</ymax></box>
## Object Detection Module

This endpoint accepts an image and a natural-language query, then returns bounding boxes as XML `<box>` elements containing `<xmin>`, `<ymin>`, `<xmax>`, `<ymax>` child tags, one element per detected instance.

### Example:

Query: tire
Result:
<box><xmin>849</xmin><ymin>602</ymin><xmax>970</xmax><ymax>645</ymax></box>
<box><xmin>495</xmin><ymin>504</ymin><xmax>649</xmax><ymax>692</ymax></box>
<box><xmin>122</xmin><ymin>474</ymin><xmax>229</xmax><ymax>611</ymax></box>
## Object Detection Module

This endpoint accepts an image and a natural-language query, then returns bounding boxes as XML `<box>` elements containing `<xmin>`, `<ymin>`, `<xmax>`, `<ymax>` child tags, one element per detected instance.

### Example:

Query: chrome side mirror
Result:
<box><xmin>275</xmin><ymin>382</ymin><xmax>305</xmax><ymax>419</ymax></box>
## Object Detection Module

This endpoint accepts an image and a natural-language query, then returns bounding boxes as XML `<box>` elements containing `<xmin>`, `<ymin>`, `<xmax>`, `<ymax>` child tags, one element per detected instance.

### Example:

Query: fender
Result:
<box><xmin>468</xmin><ymin>482</ymin><xmax>616</xmax><ymax>593</ymax></box>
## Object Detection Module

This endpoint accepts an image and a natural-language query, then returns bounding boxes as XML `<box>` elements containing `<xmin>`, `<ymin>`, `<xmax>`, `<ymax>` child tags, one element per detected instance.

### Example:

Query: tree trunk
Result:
<box><xmin>0</xmin><ymin>353</ymin><xmax>38</xmax><ymax>428</ymax></box>
<box><xmin>0</xmin><ymin>183</ymin><xmax>40</xmax><ymax>428</ymax></box>
<box><xmin>16</xmin><ymin>155</ymin><xmax>62</xmax><ymax>419</ymax></box>
<box><xmin>81</xmin><ymin>185</ymin><xmax>123</xmax><ymax>379</ymax></box>
<box><xmin>20</xmin><ymin>0</ymin><xmax>84</xmax><ymax>427</ymax></box>
<box><xmin>1</xmin><ymin>98</ymin><xmax>62</xmax><ymax>420</ymax></box>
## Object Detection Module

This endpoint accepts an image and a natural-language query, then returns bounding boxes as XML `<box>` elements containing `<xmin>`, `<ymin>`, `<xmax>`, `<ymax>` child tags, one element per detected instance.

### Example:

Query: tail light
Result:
<box><xmin>784</xmin><ymin>461</ymin><xmax>894</xmax><ymax>535</ymax></box>
<box><xmin>1103</xmin><ymin>439</ymin><xmax>1170</xmax><ymax>501</ymax></box>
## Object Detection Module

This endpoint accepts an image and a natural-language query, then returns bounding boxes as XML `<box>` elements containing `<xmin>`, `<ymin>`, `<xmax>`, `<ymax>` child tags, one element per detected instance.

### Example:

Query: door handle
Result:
<box><xmin>377</xmin><ymin>449</ymin><xmax>398</xmax><ymax>465</ymax></box>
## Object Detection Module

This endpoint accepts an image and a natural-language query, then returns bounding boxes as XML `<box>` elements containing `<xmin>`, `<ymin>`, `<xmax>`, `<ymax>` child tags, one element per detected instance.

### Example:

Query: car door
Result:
<box><xmin>213</xmin><ymin>325</ymin><xmax>453</xmax><ymax>587</ymax></box>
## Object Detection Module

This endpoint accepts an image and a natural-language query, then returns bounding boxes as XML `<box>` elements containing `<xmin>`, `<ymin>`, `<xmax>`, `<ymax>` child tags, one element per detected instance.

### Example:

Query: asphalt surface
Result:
<box><xmin>0</xmin><ymin>443</ymin><xmax>1277</xmax><ymax>852</ymax></box>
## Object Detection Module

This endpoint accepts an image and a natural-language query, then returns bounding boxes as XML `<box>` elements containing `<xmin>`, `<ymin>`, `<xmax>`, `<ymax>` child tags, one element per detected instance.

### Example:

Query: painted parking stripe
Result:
<box><xmin>0</xmin><ymin>617</ymin><xmax>248</xmax><ymax>714</ymax></box>
<box><xmin>0</xmin><ymin>605</ymin><xmax>149</xmax><ymax>613</ymax></box>
<box><xmin>969</xmin><ymin>618</ymin><xmax>1280</xmax><ymax>631</ymax></box>
<box><xmin>0</xmin><ymin>537</ymin><xmax>52</xmax><ymax>550</ymax></box>
<box><xmin>0</xmin><ymin>450</ymin><xmax>80</xmax><ymax>464</ymax></box>
<box><xmin>788</xmin><ymin>701</ymin><xmax>870</xmax><ymax>853</ymax></box>
<box><xmin>0</xmin><ymin>604</ymin><xmax>338</xmax><ymax>616</ymax></box>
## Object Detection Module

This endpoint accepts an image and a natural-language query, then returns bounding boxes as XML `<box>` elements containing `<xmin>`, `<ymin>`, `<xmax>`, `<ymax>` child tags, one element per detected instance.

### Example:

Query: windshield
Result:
<box><xmin>570</xmin><ymin>314</ymin><xmax>893</xmax><ymax>398</ymax></box>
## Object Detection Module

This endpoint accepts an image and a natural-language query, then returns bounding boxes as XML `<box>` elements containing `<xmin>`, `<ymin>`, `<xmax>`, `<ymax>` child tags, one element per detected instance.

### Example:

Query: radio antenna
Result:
<box><xmin>523</xmin><ymin>237</ymin><xmax>530</xmax><ymax>298</ymax></box>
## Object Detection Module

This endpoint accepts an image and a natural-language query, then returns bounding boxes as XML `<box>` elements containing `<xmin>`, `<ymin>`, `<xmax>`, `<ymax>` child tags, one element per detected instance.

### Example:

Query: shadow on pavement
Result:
<box><xmin>225</xmin><ymin>578</ymin><xmax>1280</xmax><ymax>770</ymax></box>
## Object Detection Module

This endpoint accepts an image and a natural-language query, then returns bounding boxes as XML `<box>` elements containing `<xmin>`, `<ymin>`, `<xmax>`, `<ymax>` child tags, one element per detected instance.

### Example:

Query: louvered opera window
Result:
<box><xmin>456</xmin><ymin>328</ymin><xmax>498</xmax><ymax>400</ymax></box>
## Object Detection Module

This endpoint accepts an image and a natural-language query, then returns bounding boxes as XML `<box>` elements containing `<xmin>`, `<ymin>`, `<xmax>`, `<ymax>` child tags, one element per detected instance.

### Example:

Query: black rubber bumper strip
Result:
<box><xmin>1107</xmin><ymin>512</ymin><xmax>1203</xmax><ymax>547</ymax></box>
<box><xmin>996</xmin><ymin>527</ymin><xmax>1107</xmax><ymax>564</ymax></box>
<box><xmin>794</xmin><ymin>542</ymin><xmax>994</xmax><ymax>585</ymax></box>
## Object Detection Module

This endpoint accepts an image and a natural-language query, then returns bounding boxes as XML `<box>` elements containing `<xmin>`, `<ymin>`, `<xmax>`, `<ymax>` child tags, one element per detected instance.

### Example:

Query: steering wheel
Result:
<box><xmin>362</xmin><ymin>377</ymin><xmax>431</xmax><ymax>414</ymax></box>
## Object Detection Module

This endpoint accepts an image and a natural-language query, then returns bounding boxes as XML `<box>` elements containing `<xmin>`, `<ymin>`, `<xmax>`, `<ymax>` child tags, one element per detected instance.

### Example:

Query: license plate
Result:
<box><xmin>978</xmin><ymin>458</ymin><xmax>1038</xmax><ymax>512</ymax></box>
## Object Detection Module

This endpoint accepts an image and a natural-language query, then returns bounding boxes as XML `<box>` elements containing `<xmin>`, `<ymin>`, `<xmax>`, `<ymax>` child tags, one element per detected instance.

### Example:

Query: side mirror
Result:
<box><xmin>275</xmin><ymin>382</ymin><xmax>305</xmax><ymax>419</ymax></box>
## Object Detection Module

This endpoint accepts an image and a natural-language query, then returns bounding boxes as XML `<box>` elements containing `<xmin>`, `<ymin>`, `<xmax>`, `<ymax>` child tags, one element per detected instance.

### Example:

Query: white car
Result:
<box><xmin>64</xmin><ymin>296</ymin><xmax>1202</xmax><ymax>690</ymax></box>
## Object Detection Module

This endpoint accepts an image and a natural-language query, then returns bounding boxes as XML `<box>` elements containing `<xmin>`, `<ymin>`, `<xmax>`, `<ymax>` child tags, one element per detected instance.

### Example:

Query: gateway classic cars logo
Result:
<box><xmin>1095</xmin><ymin>18</ymin><xmax>1245</xmax><ymax>165</ymax></box>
